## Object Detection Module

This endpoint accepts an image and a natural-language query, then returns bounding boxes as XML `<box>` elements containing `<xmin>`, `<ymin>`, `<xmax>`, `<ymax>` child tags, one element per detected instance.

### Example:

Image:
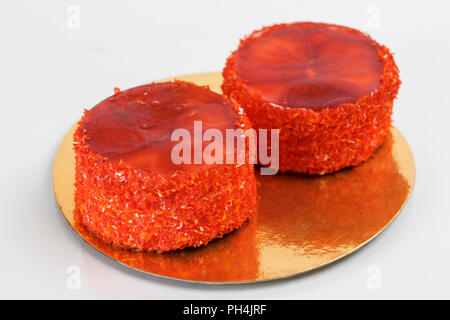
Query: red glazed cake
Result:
<box><xmin>74</xmin><ymin>80</ymin><xmax>257</xmax><ymax>252</ymax></box>
<box><xmin>222</xmin><ymin>22</ymin><xmax>400</xmax><ymax>175</ymax></box>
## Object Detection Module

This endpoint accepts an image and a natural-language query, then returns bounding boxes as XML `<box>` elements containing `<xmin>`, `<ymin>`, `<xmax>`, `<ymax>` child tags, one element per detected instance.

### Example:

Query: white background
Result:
<box><xmin>1</xmin><ymin>0</ymin><xmax>449</xmax><ymax>299</ymax></box>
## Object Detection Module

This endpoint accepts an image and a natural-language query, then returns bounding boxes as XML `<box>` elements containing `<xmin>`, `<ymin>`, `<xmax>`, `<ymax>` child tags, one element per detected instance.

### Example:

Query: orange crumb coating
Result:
<box><xmin>222</xmin><ymin>23</ymin><xmax>401</xmax><ymax>175</ymax></box>
<box><xmin>74</xmin><ymin>81</ymin><xmax>258</xmax><ymax>252</ymax></box>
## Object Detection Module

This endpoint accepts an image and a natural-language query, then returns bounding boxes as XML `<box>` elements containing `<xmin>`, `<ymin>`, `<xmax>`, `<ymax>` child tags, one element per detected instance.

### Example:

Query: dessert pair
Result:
<box><xmin>74</xmin><ymin>22</ymin><xmax>400</xmax><ymax>252</ymax></box>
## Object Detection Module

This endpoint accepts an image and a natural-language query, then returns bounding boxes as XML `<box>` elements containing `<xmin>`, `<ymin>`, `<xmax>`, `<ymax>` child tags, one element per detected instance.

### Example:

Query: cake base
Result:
<box><xmin>53</xmin><ymin>72</ymin><xmax>415</xmax><ymax>283</ymax></box>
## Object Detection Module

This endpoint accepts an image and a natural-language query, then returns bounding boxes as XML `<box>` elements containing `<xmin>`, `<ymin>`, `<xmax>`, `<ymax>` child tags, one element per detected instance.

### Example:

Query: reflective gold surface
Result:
<box><xmin>53</xmin><ymin>72</ymin><xmax>415</xmax><ymax>283</ymax></box>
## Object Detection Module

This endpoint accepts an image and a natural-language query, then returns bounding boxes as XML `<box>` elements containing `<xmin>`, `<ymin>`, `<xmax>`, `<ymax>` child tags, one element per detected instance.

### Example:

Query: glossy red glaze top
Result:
<box><xmin>81</xmin><ymin>81</ymin><xmax>236</xmax><ymax>173</ymax></box>
<box><xmin>232</xmin><ymin>23</ymin><xmax>383</xmax><ymax>109</ymax></box>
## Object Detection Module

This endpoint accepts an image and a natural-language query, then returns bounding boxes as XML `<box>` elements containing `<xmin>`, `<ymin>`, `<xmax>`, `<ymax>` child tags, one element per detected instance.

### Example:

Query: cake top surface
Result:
<box><xmin>231</xmin><ymin>22</ymin><xmax>383</xmax><ymax>110</ymax></box>
<box><xmin>81</xmin><ymin>81</ymin><xmax>237</xmax><ymax>173</ymax></box>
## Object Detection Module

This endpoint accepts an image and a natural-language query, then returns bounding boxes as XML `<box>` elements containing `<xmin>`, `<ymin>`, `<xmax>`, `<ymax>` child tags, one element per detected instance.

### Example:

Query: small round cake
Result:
<box><xmin>74</xmin><ymin>80</ymin><xmax>257</xmax><ymax>252</ymax></box>
<box><xmin>222</xmin><ymin>22</ymin><xmax>400</xmax><ymax>175</ymax></box>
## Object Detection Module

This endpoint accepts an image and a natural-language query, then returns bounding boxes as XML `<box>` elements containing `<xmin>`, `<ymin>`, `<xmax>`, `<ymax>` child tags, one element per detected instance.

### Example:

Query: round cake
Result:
<box><xmin>222</xmin><ymin>22</ymin><xmax>400</xmax><ymax>175</ymax></box>
<box><xmin>73</xmin><ymin>80</ymin><xmax>258</xmax><ymax>252</ymax></box>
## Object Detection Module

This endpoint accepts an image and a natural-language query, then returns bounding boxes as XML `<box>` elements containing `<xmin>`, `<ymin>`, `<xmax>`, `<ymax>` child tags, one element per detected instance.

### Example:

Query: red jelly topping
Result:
<box><xmin>81</xmin><ymin>81</ymin><xmax>237</xmax><ymax>173</ymax></box>
<box><xmin>233</xmin><ymin>22</ymin><xmax>383</xmax><ymax>109</ymax></box>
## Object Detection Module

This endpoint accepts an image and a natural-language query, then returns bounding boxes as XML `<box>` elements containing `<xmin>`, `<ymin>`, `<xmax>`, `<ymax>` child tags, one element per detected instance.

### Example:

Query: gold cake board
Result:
<box><xmin>53</xmin><ymin>72</ymin><xmax>415</xmax><ymax>283</ymax></box>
